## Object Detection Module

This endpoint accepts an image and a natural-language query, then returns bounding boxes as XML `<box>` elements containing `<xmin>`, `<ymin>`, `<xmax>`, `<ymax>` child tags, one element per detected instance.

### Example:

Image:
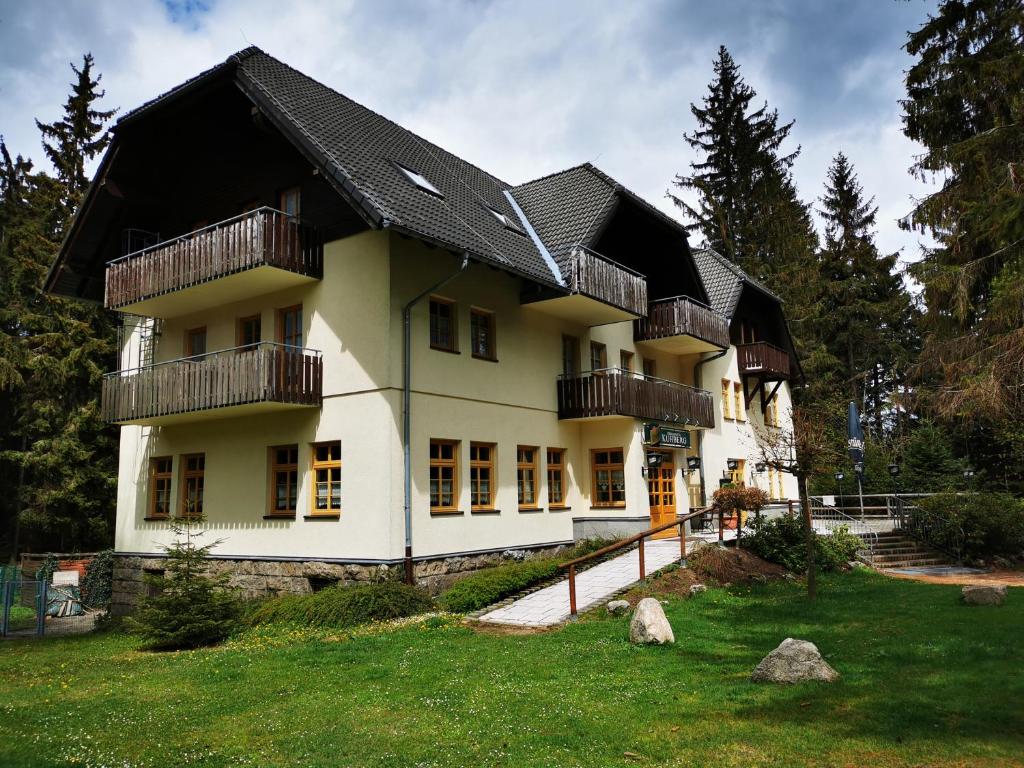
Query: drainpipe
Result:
<box><xmin>402</xmin><ymin>252</ymin><xmax>470</xmax><ymax>584</ymax></box>
<box><xmin>693</xmin><ymin>347</ymin><xmax>728</xmax><ymax>508</ymax></box>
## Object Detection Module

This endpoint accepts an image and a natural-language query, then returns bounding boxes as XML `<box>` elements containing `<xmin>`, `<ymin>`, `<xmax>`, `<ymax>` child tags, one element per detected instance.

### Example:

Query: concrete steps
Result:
<box><xmin>860</xmin><ymin>531</ymin><xmax>953</xmax><ymax>569</ymax></box>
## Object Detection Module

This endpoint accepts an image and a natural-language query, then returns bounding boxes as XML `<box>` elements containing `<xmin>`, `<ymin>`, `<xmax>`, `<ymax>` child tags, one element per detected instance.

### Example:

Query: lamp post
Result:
<box><xmin>834</xmin><ymin>471</ymin><xmax>845</xmax><ymax>514</ymax></box>
<box><xmin>963</xmin><ymin>467</ymin><xmax>976</xmax><ymax>491</ymax></box>
<box><xmin>888</xmin><ymin>462</ymin><xmax>901</xmax><ymax>522</ymax></box>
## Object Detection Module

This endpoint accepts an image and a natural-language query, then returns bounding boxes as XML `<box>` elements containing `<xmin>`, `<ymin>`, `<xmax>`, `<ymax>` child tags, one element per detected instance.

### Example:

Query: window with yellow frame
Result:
<box><xmin>721</xmin><ymin>379</ymin><xmax>733</xmax><ymax>420</ymax></box>
<box><xmin>311</xmin><ymin>441</ymin><xmax>341</xmax><ymax>515</ymax></box>
<box><xmin>733</xmin><ymin>382</ymin><xmax>745</xmax><ymax>421</ymax></box>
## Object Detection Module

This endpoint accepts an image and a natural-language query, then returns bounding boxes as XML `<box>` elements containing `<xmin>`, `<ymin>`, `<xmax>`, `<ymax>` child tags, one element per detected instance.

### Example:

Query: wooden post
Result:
<box><xmin>679</xmin><ymin>520</ymin><xmax>686</xmax><ymax>561</ymax></box>
<box><xmin>638</xmin><ymin>536</ymin><xmax>645</xmax><ymax>579</ymax></box>
<box><xmin>718</xmin><ymin>509</ymin><xmax>724</xmax><ymax>543</ymax></box>
<box><xmin>568</xmin><ymin>565</ymin><xmax>577</xmax><ymax>616</ymax></box>
<box><xmin>787</xmin><ymin>499</ymin><xmax>795</xmax><ymax>517</ymax></box>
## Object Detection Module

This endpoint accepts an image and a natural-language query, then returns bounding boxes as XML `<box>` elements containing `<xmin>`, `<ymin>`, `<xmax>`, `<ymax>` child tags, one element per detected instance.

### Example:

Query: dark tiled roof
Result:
<box><xmin>693</xmin><ymin>247</ymin><xmax>780</xmax><ymax>318</ymax></box>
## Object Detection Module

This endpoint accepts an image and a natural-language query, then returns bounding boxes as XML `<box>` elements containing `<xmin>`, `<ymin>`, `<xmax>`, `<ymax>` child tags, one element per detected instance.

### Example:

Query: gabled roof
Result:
<box><xmin>693</xmin><ymin>247</ymin><xmax>780</xmax><ymax>318</ymax></box>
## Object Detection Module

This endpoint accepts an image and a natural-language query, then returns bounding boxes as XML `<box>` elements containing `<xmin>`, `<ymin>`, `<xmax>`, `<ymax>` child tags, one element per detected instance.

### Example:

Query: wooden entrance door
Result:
<box><xmin>647</xmin><ymin>451</ymin><xmax>677</xmax><ymax>539</ymax></box>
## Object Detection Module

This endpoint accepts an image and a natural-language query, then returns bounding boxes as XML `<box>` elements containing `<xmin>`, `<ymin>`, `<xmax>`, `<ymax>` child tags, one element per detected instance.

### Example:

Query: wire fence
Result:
<box><xmin>1</xmin><ymin>569</ymin><xmax>101</xmax><ymax>639</ymax></box>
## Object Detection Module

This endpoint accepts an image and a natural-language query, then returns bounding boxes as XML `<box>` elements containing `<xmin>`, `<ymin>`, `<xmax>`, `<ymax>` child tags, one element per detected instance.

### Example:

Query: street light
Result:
<box><xmin>963</xmin><ymin>467</ymin><xmax>976</xmax><ymax>491</ymax></box>
<box><xmin>888</xmin><ymin>462</ymin><xmax>901</xmax><ymax>518</ymax></box>
<box><xmin>834</xmin><ymin>471</ymin><xmax>845</xmax><ymax>512</ymax></box>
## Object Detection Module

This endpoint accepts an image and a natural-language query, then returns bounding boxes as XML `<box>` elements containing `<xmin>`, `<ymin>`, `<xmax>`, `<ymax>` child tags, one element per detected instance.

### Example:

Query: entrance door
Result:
<box><xmin>647</xmin><ymin>450</ymin><xmax>677</xmax><ymax>539</ymax></box>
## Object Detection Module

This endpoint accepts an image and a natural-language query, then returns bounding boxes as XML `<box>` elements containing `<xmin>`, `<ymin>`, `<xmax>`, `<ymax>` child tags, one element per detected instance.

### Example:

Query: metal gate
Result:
<box><xmin>0</xmin><ymin>574</ymin><xmax>46</xmax><ymax>638</ymax></box>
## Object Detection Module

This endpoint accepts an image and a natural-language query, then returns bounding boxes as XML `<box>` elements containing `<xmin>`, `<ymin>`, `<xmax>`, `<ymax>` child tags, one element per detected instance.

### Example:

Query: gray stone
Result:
<box><xmin>962</xmin><ymin>584</ymin><xmax>1007</xmax><ymax>606</ymax></box>
<box><xmin>629</xmin><ymin>597</ymin><xmax>675</xmax><ymax>645</ymax></box>
<box><xmin>689</xmin><ymin>584</ymin><xmax>707</xmax><ymax>596</ymax></box>
<box><xmin>751</xmin><ymin>638</ymin><xmax>839</xmax><ymax>684</ymax></box>
<box><xmin>502</xmin><ymin>549</ymin><xmax>527</xmax><ymax>562</ymax></box>
<box><xmin>606</xmin><ymin>599</ymin><xmax>630</xmax><ymax>616</ymax></box>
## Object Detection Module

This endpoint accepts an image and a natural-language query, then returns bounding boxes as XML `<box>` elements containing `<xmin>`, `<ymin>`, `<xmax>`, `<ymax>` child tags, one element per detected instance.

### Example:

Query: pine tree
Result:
<box><xmin>34</xmin><ymin>53</ymin><xmax>116</xmax><ymax>226</ymax></box>
<box><xmin>670</xmin><ymin>45</ymin><xmax>800</xmax><ymax>276</ymax></box>
<box><xmin>901</xmin><ymin>0</ymin><xmax>1024</xmax><ymax>427</ymax></box>
<box><xmin>815</xmin><ymin>153</ymin><xmax>916</xmax><ymax>436</ymax></box>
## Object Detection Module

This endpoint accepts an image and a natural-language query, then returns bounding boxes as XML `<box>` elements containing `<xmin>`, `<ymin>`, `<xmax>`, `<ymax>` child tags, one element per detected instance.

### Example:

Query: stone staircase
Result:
<box><xmin>861</xmin><ymin>531</ymin><xmax>953</xmax><ymax>569</ymax></box>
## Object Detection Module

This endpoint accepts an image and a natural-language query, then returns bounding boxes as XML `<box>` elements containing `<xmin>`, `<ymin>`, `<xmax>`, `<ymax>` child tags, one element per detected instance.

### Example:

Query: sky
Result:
<box><xmin>0</xmin><ymin>0</ymin><xmax>939</xmax><ymax>265</ymax></box>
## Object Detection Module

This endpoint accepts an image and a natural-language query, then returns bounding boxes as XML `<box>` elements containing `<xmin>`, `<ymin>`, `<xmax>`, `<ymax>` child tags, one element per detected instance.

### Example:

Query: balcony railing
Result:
<box><xmin>557</xmin><ymin>369</ymin><xmax>714</xmax><ymax>428</ymax></box>
<box><xmin>633</xmin><ymin>295</ymin><xmax>730</xmax><ymax>349</ymax></box>
<box><xmin>101</xmin><ymin>342</ymin><xmax>322</xmax><ymax>424</ymax></box>
<box><xmin>737</xmin><ymin>341</ymin><xmax>791</xmax><ymax>378</ymax></box>
<box><xmin>563</xmin><ymin>246</ymin><xmax>648</xmax><ymax>317</ymax></box>
<box><xmin>104</xmin><ymin>207</ymin><xmax>323</xmax><ymax>310</ymax></box>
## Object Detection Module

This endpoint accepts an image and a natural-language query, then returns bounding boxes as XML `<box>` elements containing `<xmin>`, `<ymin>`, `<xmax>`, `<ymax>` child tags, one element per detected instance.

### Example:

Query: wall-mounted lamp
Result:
<box><xmin>641</xmin><ymin>451</ymin><xmax>664</xmax><ymax>478</ymax></box>
<box><xmin>686</xmin><ymin>456</ymin><xmax>701</xmax><ymax>472</ymax></box>
<box><xmin>755</xmin><ymin>462</ymin><xmax>767</xmax><ymax>473</ymax></box>
<box><xmin>726</xmin><ymin>458</ymin><xmax>739</xmax><ymax>471</ymax></box>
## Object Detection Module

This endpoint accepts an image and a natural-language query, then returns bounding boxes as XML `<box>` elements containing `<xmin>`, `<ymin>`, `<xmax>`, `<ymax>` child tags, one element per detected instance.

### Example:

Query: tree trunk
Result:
<box><xmin>798</xmin><ymin>471</ymin><xmax>816</xmax><ymax>600</ymax></box>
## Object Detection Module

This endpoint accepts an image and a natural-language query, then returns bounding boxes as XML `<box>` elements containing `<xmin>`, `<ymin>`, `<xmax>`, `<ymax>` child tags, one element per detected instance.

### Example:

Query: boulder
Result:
<box><xmin>629</xmin><ymin>598</ymin><xmax>675</xmax><ymax>645</ymax></box>
<box><xmin>750</xmin><ymin>638</ymin><xmax>839</xmax><ymax>684</ymax></box>
<box><xmin>606</xmin><ymin>599</ymin><xmax>630</xmax><ymax>616</ymax></box>
<box><xmin>962</xmin><ymin>584</ymin><xmax>1007</xmax><ymax>606</ymax></box>
<box><xmin>689</xmin><ymin>584</ymin><xmax>707</xmax><ymax>596</ymax></box>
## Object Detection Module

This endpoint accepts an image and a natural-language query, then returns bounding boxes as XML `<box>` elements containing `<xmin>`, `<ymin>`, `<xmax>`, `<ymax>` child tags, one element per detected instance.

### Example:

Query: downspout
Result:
<box><xmin>693</xmin><ymin>347</ymin><xmax>728</xmax><ymax>507</ymax></box>
<box><xmin>402</xmin><ymin>252</ymin><xmax>470</xmax><ymax>584</ymax></box>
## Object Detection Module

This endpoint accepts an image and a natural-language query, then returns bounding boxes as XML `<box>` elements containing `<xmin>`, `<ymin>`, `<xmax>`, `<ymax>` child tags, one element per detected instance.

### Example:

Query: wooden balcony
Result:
<box><xmin>101</xmin><ymin>342</ymin><xmax>322</xmax><ymax>426</ymax></box>
<box><xmin>738</xmin><ymin>342</ymin><xmax>791</xmax><ymax>379</ymax></box>
<box><xmin>557</xmin><ymin>369</ymin><xmax>714</xmax><ymax>428</ymax></box>
<box><xmin>523</xmin><ymin>246</ymin><xmax>648</xmax><ymax>325</ymax></box>
<box><xmin>104</xmin><ymin>208</ymin><xmax>323</xmax><ymax>318</ymax></box>
<box><xmin>634</xmin><ymin>295</ymin><xmax>729</xmax><ymax>353</ymax></box>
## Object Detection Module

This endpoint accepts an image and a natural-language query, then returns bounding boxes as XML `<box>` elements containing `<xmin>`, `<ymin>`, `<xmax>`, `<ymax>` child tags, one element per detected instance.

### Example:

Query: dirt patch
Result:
<box><xmin>463</xmin><ymin>619</ymin><xmax>556</xmax><ymax>636</ymax></box>
<box><xmin>883</xmin><ymin>568</ymin><xmax>1024</xmax><ymax>588</ymax></box>
<box><xmin>621</xmin><ymin>566</ymin><xmax>701</xmax><ymax>604</ymax></box>
<box><xmin>688</xmin><ymin>544</ymin><xmax>788</xmax><ymax>585</ymax></box>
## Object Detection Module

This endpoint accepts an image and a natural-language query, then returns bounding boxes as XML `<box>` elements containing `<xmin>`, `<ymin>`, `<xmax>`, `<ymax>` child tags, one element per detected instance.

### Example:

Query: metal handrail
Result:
<box><xmin>106</xmin><ymin>206</ymin><xmax>298</xmax><ymax>265</ymax></box>
<box><xmin>560</xmin><ymin>506</ymin><xmax>711</xmax><ymax>616</ymax></box>
<box><xmin>808</xmin><ymin>498</ymin><xmax>879</xmax><ymax>560</ymax></box>
<box><xmin>556</xmin><ymin>367</ymin><xmax>712</xmax><ymax>397</ymax></box>
<box><xmin>105</xmin><ymin>341</ymin><xmax>322</xmax><ymax>377</ymax></box>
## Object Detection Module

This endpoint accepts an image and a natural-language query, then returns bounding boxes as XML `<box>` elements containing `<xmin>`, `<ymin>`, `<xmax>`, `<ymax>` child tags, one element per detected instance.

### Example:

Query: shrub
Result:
<box><xmin>741</xmin><ymin>515</ymin><xmax>862</xmax><ymax>573</ymax></box>
<box><xmin>912</xmin><ymin>492</ymin><xmax>1024</xmax><ymax>560</ymax></box>
<box><xmin>246</xmin><ymin>582</ymin><xmax>433</xmax><ymax>628</ymax></box>
<box><xmin>81</xmin><ymin>549</ymin><xmax>114</xmax><ymax>609</ymax></box>
<box><xmin>126</xmin><ymin>520</ymin><xmax>240</xmax><ymax>651</ymax></box>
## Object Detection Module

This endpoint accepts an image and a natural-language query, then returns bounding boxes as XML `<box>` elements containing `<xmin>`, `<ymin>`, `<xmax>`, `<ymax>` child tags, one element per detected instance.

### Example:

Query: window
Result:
<box><xmin>765</xmin><ymin>398</ymin><xmax>779</xmax><ymax>428</ymax></box>
<box><xmin>734</xmin><ymin>382</ymin><xmax>745</xmax><ymax>422</ymax></box>
<box><xmin>237</xmin><ymin>314</ymin><xmax>261</xmax><ymax>349</ymax></box>
<box><xmin>642</xmin><ymin>358</ymin><xmax>657</xmax><ymax>378</ymax></box>
<box><xmin>721</xmin><ymin>379</ymin><xmax>733</xmax><ymax>420</ymax></box>
<box><xmin>429</xmin><ymin>440</ymin><xmax>459</xmax><ymax>513</ymax></box>
<box><xmin>620</xmin><ymin>350</ymin><xmax>634</xmax><ymax>373</ymax></box>
<box><xmin>728</xmin><ymin>459</ymin><xmax>746</xmax><ymax>487</ymax></box>
<box><xmin>590</xmin><ymin>342</ymin><xmax>607</xmax><ymax>372</ymax></box>
<box><xmin>395</xmin><ymin>162</ymin><xmax>443</xmax><ymax>197</ymax></box>
<box><xmin>148</xmin><ymin>457</ymin><xmax>173</xmax><ymax>519</ymax></box>
<box><xmin>687</xmin><ymin>477</ymin><xmax>704</xmax><ymax>509</ymax></box>
<box><xmin>562</xmin><ymin>335</ymin><xmax>580</xmax><ymax>377</ymax></box>
<box><xmin>311</xmin><ymin>442</ymin><xmax>341</xmax><ymax>514</ymax></box>
<box><xmin>547</xmin><ymin>449</ymin><xmax>566</xmax><ymax>508</ymax></box>
<box><xmin>429</xmin><ymin>297</ymin><xmax>457</xmax><ymax>352</ymax></box>
<box><xmin>484</xmin><ymin>204</ymin><xmax>525</xmax><ymax>234</ymax></box>
<box><xmin>268</xmin><ymin>445</ymin><xmax>299</xmax><ymax>516</ymax></box>
<box><xmin>180</xmin><ymin>453</ymin><xmax>205</xmax><ymax>518</ymax></box>
<box><xmin>775</xmin><ymin>467</ymin><xmax>785</xmax><ymax>499</ymax></box>
<box><xmin>470</xmin><ymin>309</ymin><xmax>496</xmax><ymax>360</ymax></box>
<box><xmin>279</xmin><ymin>187</ymin><xmax>301</xmax><ymax>217</ymax></box>
<box><xmin>592</xmin><ymin>449</ymin><xmax>625</xmax><ymax>507</ymax></box>
<box><xmin>470</xmin><ymin>443</ymin><xmax>495</xmax><ymax>511</ymax></box>
<box><xmin>515</xmin><ymin>446</ymin><xmax>539</xmax><ymax>509</ymax></box>
<box><xmin>277</xmin><ymin>305</ymin><xmax>303</xmax><ymax>348</ymax></box>
<box><xmin>185</xmin><ymin>327</ymin><xmax>207</xmax><ymax>359</ymax></box>
<box><xmin>767</xmin><ymin>466</ymin><xmax>784</xmax><ymax>500</ymax></box>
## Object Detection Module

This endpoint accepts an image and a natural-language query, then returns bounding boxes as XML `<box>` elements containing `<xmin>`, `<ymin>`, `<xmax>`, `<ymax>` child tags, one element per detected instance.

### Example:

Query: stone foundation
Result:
<box><xmin>111</xmin><ymin>543</ymin><xmax>573</xmax><ymax>615</ymax></box>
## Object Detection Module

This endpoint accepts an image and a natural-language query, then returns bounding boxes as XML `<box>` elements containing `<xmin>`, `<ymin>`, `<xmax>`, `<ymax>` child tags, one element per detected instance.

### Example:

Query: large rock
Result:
<box><xmin>607</xmin><ymin>599</ymin><xmax>630</xmax><ymax>616</ymax></box>
<box><xmin>962</xmin><ymin>584</ymin><xmax>1007</xmax><ymax>606</ymax></box>
<box><xmin>629</xmin><ymin>598</ymin><xmax>675</xmax><ymax>645</ymax></box>
<box><xmin>750</xmin><ymin>638</ymin><xmax>839</xmax><ymax>684</ymax></box>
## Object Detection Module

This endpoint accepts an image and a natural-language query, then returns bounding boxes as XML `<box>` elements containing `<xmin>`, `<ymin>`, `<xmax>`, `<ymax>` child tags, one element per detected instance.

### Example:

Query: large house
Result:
<box><xmin>46</xmin><ymin>48</ymin><xmax>799</xmax><ymax>612</ymax></box>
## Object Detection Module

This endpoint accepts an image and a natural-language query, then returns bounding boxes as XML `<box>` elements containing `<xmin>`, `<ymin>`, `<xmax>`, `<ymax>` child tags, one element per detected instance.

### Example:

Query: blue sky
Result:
<box><xmin>0</xmin><ymin>0</ymin><xmax>939</xmax><ymax>262</ymax></box>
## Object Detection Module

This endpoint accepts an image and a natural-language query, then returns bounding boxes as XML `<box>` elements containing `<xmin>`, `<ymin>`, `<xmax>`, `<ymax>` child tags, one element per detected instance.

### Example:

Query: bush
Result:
<box><xmin>126</xmin><ymin>521</ymin><xmax>240</xmax><ymax>651</ymax></box>
<box><xmin>81</xmin><ymin>549</ymin><xmax>114</xmax><ymax>608</ymax></box>
<box><xmin>246</xmin><ymin>582</ymin><xmax>433</xmax><ymax>628</ymax></box>
<box><xmin>741</xmin><ymin>515</ymin><xmax>862</xmax><ymax>573</ymax></box>
<box><xmin>912</xmin><ymin>492</ymin><xmax>1024</xmax><ymax>560</ymax></box>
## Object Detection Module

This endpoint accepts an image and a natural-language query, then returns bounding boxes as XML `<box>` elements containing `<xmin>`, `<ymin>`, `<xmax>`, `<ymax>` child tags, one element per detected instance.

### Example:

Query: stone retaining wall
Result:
<box><xmin>111</xmin><ymin>543</ymin><xmax>572</xmax><ymax>615</ymax></box>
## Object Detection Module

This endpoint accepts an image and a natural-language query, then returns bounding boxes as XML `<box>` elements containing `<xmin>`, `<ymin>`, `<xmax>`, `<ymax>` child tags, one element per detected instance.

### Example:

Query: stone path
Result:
<box><xmin>478</xmin><ymin>538</ymin><xmax>686</xmax><ymax>627</ymax></box>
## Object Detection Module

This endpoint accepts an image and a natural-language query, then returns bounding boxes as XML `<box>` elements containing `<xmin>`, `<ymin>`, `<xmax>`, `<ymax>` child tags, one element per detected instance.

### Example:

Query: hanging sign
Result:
<box><xmin>643</xmin><ymin>424</ymin><xmax>691</xmax><ymax>449</ymax></box>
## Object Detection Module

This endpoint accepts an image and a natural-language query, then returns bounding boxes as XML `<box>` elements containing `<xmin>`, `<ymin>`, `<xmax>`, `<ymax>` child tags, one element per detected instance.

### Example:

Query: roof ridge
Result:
<box><xmin>513</xmin><ymin>162</ymin><xmax>600</xmax><ymax>191</ymax></box>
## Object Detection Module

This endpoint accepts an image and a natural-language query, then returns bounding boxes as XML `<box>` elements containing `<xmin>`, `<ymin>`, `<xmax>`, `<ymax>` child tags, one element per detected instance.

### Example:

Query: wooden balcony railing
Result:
<box><xmin>101</xmin><ymin>342</ymin><xmax>322</xmax><ymax>424</ymax></box>
<box><xmin>633</xmin><ymin>295</ymin><xmax>730</xmax><ymax>348</ymax></box>
<box><xmin>104</xmin><ymin>207</ymin><xmax>323</xmax><ymax>310</ymax></box>
<box><xmin>563</xmin><ymin>246</ymin><xmax>648</xmax><ymax>317</ymax></box>
<box><xmin>737</xmin><ymin>341</ymin><xmax>791</xmax><ymax>378</ymax></box>
<box><xmin>556</xmin><ymin>369</ymin><xmax>714</xmax><ymax>428</ymax></box>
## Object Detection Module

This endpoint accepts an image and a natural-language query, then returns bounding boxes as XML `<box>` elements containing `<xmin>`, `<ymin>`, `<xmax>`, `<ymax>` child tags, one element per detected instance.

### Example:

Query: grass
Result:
<box><xmin>0</xmin><ymin>570</ymin><xmax>1021</xmax><ymax>767</ymax></box>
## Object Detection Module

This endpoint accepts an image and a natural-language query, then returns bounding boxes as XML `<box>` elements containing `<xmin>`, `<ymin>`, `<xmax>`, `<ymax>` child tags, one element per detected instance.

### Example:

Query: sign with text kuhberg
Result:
<box><xmin>643</xmin><ymin>424</ymin><xmax>691</xmax><ymax>449</ymax></box>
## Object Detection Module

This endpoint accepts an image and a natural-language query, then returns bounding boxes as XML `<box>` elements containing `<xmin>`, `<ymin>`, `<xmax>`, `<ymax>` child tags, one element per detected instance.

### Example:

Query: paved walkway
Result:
<box><xmin>478</xmin><ymin>538</ymin><xmax>686</xmax><ymax>627</ymax></box>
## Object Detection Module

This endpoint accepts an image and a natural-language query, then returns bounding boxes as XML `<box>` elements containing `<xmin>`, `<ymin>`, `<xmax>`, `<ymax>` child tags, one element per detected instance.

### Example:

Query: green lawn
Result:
<box><xmin>0</xmin><ymin>571</ymin><xmax>1021</xmax><ymax>767</ymax></box>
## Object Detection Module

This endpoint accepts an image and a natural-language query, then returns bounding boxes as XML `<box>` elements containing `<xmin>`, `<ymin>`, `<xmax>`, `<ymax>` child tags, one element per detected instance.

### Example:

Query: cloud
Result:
<box><xmin>0</xmin><ymin>0</ymin><xmax>938</xmax><ymax>261</ymax></box>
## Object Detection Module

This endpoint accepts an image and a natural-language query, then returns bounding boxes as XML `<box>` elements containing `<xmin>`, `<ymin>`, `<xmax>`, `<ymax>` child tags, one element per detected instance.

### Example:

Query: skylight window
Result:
<box><xmin>395</xmin><ymin>162</ymin><xmax>443</xmax><ymax>197</ymax></box>
<box><xmin>485</xmin><ymin>204</ymin><xmax>525</xmax><ymax>235</ymax></box>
